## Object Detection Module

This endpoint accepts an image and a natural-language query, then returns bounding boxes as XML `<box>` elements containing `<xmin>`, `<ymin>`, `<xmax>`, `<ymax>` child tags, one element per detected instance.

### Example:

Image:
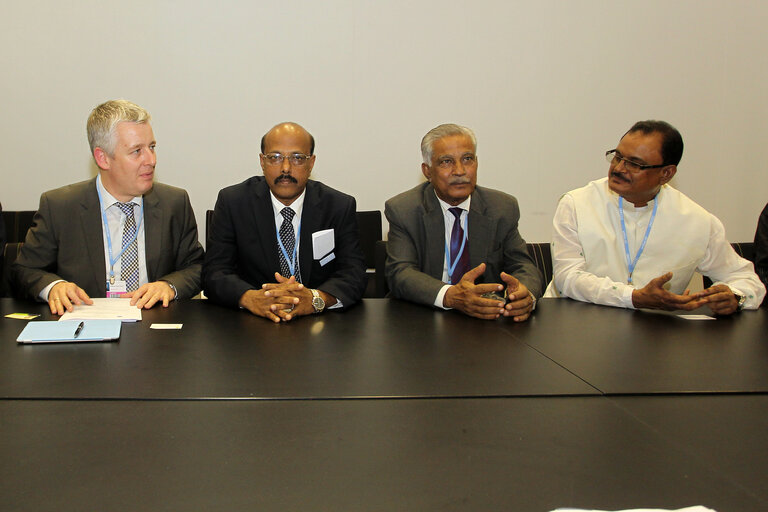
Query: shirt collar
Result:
<box><xmin>96</xmin><ymin>173</ymin><xmax>143</xmax><ymax>210</ymax></box>
<box><xmin>434</xmin><ymin>191</ymin><xmax>471</xmax><ymax>215</ymax></box>
<box><xmin>270</xmin><ymin>189</ymin><xmax>306</xmax><ymax>219</ymax></box>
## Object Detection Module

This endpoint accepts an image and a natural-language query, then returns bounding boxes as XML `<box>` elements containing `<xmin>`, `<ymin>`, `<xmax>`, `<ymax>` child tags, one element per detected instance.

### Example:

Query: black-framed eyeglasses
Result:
<box><xmin>605</xmin><ymin>150</ymin><xmax>666</xmax><ymax>172</ymax></box>
<box><xmin>262</xmin><ymin>153</ymin><xmax>311</xmax><ymax>167</ymax></box>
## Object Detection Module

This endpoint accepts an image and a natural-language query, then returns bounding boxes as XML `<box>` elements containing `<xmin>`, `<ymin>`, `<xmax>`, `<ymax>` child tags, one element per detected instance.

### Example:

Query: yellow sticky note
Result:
<box><xmin>5</xmin><ymin>313</ymin><xmax>41</xmax><ymax>320</ymax></box>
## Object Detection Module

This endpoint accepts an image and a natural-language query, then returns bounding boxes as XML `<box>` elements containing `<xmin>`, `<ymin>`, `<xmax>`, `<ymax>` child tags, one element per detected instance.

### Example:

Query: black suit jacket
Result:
<box><xmin>203</xmin><ymin>177</ymin><xmax>367</xmax><ymax>309</ymax></box>
<box><xmin>384</xmin><ymin>183</ymin><xmax>543</xmax><ymax>306</ymax></box>
<box><xmin>12</xmin><ymin>178</ymin><xmax>204</xmax><ymax>299</ymax></box>
<box><xmin>755</xmin><ymin>202</ymin><xmax>768</xmax><ymax>306</ymax></box>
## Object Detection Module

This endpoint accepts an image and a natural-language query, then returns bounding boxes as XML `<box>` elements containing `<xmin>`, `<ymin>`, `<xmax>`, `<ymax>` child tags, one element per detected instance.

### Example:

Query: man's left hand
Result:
<box><xmin>125</xmin><ymin>281</ymin><xmax>176</xmax><ymax>309</ymax></box>
<box><xmin>692</xmin><ymin>284</ymin><xmax>740</xmax><ymax>315</ymax></box>
<box><xmin>500</xmin><ymin>272</ymin><xmax>535</xmax><ymax>322</ymax></box>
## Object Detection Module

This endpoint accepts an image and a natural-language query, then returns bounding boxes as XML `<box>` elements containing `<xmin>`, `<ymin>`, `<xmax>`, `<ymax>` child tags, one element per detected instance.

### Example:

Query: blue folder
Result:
<box><xmin>16</xmin><ymin>320</ymin><xmax>122</xmax><ymax>344</ymax></box>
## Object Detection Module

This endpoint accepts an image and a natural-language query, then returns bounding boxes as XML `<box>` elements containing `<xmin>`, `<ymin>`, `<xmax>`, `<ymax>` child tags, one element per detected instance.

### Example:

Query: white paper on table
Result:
<box><xmin>312</xmin><ymin>229</ymin><xmax>335</xmax><ymax>261</ymax></box>
<box><xmin>59</xmin><ymin>298</ymin><xmax>142</xmax><ymax>322</ymax></box>
<box><xmin>550</xmin><ymin>506</ymin><xmax>717</xmax><ymax>512</ymax></box>
<box><xmin>678</xmin><ymin>314</ymin><xmax>716</xmax><ymax>320</ymax></box>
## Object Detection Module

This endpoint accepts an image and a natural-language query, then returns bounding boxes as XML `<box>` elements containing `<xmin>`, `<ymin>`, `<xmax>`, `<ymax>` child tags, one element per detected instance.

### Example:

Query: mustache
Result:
<box><xmin>274</xmin><ymin>175</ymin><xmax>298</xmax><ymax>185</ymax></box>
<box><xmin>448</xmin><ymin>177</ymin><xmax>471</xmax><ymax>185</ymax></box>
<box><xmin>610</xmin><ymin>171</ymin><xmax>630</xmax><ymax>183</ymax></box>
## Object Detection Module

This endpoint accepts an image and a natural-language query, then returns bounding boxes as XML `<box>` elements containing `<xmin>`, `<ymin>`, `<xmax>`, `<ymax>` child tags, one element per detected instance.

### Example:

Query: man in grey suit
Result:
<box><xmin>13</xmin><ymin>99</ymin><xmax>204</xmax><ymax>315</ymax></box>
<box><xmin>385</xmin><ymin>123</ymin><xmax>542</xmax><ymax>321</ymax></box>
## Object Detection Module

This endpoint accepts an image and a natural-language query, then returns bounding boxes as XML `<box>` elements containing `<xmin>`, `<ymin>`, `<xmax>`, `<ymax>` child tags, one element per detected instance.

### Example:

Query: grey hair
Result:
<box><xmin>420</xmin><ymin>123</ymin><xmax>477</xmax><ymax>165</ymax></box>
<box><xmin>87</xmin><ymin>99</ymin><xmax>151</xmax><ymax>156</ymax></box>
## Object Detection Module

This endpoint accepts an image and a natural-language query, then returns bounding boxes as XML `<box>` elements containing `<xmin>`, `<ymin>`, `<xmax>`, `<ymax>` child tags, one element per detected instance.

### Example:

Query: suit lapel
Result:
<box><xmin>421</xmin><ymin>185</ymin><xmax>446</xmax><ymax>279</ymax></box>
<box><xmin>143</xmin><ymin>187</ymin><xmax>162</xmax><ymax>281</ymax></box>
<box><xmin>81</xmin><ymin>179</ymin><xmax>107</xmax><ymax>295</ymax></box>
<box><xmin>467</xmin><ymin>188</ymin><xmax>492</xmax><ymax>268</ymax></box>
<box><xmin>298</xmin><ymin>182</ymin><xmax>321</xmax><ymax>285</ymax></box>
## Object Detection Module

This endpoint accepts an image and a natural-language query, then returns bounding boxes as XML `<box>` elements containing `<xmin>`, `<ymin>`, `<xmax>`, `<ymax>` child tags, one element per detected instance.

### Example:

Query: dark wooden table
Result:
<box><xmin>1</xmin><ymin>298</ymin><xmax>766</xmax><ymax>511</ymax></box>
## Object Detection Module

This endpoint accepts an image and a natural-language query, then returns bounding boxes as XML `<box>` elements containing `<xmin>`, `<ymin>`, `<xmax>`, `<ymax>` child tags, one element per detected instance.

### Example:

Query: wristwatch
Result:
<box><xmin>310</xmin><ymin>289</ymin><xmax>325</xmax><ymax>314</ymax></box>
<box><xmin>163</xmin><ymin>281</ymin><xmax>178</xmax><ymax>300</ymax></box>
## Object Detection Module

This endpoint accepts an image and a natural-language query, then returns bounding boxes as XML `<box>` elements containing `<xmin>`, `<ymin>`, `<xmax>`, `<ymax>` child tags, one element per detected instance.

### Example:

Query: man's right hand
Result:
<box><xmin>239</xmin><ymin>274</ymin><xmax>303</xmax><ymax>322</ymax></box>
<box><xmin>48</xmin><ymin>282</ymin><xmax>93</xmax><ymax>315</ymax></box>
<box><xmin>631</xmin><ymin>272</ymin><xmax>707</xmax><ymax>311</ymax></box>
<box><xmin>443</xmin><ymin>263</ymin><xmax>507</xmax><ymax>320</ymax></box>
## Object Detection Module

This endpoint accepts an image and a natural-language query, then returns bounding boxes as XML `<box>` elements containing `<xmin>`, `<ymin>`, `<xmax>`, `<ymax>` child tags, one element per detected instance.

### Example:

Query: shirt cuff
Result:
<box><xmin>621</xmin><ymin>286</ymin><xmax>636</xmax><ymax>309</ymax></box>
<box><xmin>40</xmin><ymin>280</ymin><xmax>65</xmax><ymax>302</ymax></box>
<box><xmin>434</xmin><ymin>284</ymin><xmax>452</xmax><ymax>310</ymax></box>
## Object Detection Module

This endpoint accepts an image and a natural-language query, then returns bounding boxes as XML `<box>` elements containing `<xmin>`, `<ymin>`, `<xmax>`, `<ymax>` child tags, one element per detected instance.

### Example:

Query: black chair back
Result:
<box><xmin>2</xmin><ymin>210</ymin><xmax>36</xmax><ymax>243</ymax></box>
<box><xmin>356</xmin><ymin>211</ymin><xmax>382</xmax><ymax>269</ymax></box>
<box><xmin>526</xmin><ymin>242</ymin><xmax>553</xmax><ymax>286</ymax></box>
<box><xmin>1</xmin><ymin>242</ymin><xmax>23</xmax><ymax>298</ymax></box>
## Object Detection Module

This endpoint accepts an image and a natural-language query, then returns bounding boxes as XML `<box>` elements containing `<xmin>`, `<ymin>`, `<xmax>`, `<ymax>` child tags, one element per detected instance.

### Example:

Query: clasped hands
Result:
<box><xmin>631</xmin><ymin>271</ymin><xmax>740</xmax><ymax>315</ymax></box>
<box><xmin>238</xmin><ymin>273</ymin><xmax>331</xmax><ymax>323</ymax></box>
<box><xmin>48</xmin><ymin>280</ymin><xmax>176</xmax><ymax>315</ymax></box>
<box><xmin>443</xmin><ymin>263</ymin><xmax>535</xmax><ymax>321</ymax></box>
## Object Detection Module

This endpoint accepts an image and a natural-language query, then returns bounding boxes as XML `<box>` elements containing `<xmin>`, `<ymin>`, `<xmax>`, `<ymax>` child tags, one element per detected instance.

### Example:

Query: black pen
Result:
<box><xmin>74</xmin><ymin>322</ymin><xmax>85</xmax><ymax>339</ymax></box>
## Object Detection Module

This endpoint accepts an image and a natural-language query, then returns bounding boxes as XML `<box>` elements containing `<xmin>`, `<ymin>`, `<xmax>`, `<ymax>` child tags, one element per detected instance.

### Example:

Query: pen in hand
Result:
<box><xmin>74</xmin><ymin>322</ymin><xmax>84</xmax><ymax>339</ymax></box>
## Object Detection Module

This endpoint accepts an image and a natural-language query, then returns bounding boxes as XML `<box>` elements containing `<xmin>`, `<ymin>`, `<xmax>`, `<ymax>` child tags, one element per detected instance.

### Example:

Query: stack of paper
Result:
<box><xmin>59</xmin><ymin>298</ymin><xmax>142</xmax><ymax>322</ymax></box>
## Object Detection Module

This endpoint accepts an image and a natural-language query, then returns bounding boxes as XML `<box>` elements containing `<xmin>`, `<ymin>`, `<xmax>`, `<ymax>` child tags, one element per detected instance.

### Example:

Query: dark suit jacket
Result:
<box><xmin>755</xmin><ymin>202</ymin><xmax>768</xmax><ymax>306</ymax></box>
<box><xmin>384</xmin><ymin>183</ymin><xmax>543</xmax><ymax>306</ymax></box>
<box><xmin>12</xmin><ymin>178</ymin><xmax>204</xmax><ymax>300</ymax></box>
<box><xmin>203</xmin><ymin>177</ymin><xmax>367</xmax><ymax>309</ymax></box>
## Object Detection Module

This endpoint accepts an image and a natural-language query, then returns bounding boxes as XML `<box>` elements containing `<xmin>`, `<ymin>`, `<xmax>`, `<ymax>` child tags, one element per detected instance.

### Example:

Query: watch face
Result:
<box><xmin>312</xmin><ymin>296</ymin><xmax>325</xmax><ymax>312</ymax></box>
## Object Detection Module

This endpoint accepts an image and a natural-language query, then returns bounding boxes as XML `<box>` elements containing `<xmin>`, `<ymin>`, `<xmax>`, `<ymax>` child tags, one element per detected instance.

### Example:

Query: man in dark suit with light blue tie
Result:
<box><xmin>385</xmin><ymin>123</ymin><xmax>542</xmax><ymax>321</ymax></box>
<box><xmin>203</xmin><ymin>122</ymin><xmax>367</xmax><ymax>323</ymax></box>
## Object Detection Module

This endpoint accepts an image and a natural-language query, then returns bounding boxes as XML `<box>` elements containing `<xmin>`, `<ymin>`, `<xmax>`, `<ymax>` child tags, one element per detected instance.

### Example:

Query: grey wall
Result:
<box><xmin>2</xmin><ymin>0</ymin><xmax>766</xmax><ymax>244</ymax></box>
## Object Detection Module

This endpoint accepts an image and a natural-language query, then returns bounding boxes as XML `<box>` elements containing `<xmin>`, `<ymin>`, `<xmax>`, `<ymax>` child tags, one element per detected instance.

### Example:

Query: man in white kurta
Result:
<box><xmin>545</xmin><ymin>120</ymin><xmax>765</xmax><ymax>314</ymax></box>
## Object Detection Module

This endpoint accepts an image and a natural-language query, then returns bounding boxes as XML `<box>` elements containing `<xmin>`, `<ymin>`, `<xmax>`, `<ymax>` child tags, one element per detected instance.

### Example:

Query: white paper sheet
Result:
<box><xmin>551</xmin><ymin>506</ymin><xmax>717</xmax><ymax>512</ymax></box>
<box><xmin>59</xmin><ymin>298</ymin><xmax>142</xmax><ymax>322</ymax></box>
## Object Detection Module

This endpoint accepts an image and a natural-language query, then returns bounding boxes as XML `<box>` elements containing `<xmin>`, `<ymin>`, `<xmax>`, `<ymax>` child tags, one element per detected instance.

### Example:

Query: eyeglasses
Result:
<box><xmin>262</xmin><ymin>153</ymin><xmax>311</xmax><ymax>167</ymax></box>
<box><xmin>436</xmin><ymin>154</ymin><xmax>477</xmax><ymax>170</ymax></box>
<box><xmin>605</xmin><ymin>150</ymin><xmax>666</xmax><ymax>172</ymax></box>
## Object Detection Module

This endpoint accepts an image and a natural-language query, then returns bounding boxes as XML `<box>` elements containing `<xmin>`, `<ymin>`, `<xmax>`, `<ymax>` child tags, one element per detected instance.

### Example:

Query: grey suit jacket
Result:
<box><xmin>12</xmin><ymin>177</ymin><xmax>204</xmax><ymax>300</ymax></box>
<box><xmin>384</xmin><ymin>183</ymin><xmax>542</xmax><ymax>306</ymax></box>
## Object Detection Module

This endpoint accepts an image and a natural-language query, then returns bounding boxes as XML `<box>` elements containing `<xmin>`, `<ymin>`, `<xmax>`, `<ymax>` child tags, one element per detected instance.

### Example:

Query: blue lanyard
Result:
<box><xmin>96</xmin><ymin>183</ymin><xmax>144</xmax><ymax>283</ymax></box>
<box><xmin>276</xmin><ymin>220</ymin><xmax>301</xmax><ymax>277</ymax></box>
<box><xmin>619</xmin><ymin>195</ymin><xmax>658</xmax><ymax>284</ymax></box>
<box><xmin>444</xmin><ymin>212</ymin><xmax>468</xmax><ymax>279</ymax></box>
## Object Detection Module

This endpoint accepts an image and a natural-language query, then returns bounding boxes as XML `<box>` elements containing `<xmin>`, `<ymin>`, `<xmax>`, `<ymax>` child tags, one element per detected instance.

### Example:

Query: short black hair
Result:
<box><xmin>260</xmin><ymin>128</ymin><xmax>315</xmax><ymax>155</ymax></box>
<box><xmin>624</xmin><ymin>120</ymin><xmax>683</xmax><ymax>166</ymax></box>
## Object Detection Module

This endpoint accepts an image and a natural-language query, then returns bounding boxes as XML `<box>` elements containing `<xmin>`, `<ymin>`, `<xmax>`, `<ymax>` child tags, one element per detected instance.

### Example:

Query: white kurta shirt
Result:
<box><xmin>544</xmin><ymin>178</ymin><xmax>765</xmax><ymax>309</ymax></box>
